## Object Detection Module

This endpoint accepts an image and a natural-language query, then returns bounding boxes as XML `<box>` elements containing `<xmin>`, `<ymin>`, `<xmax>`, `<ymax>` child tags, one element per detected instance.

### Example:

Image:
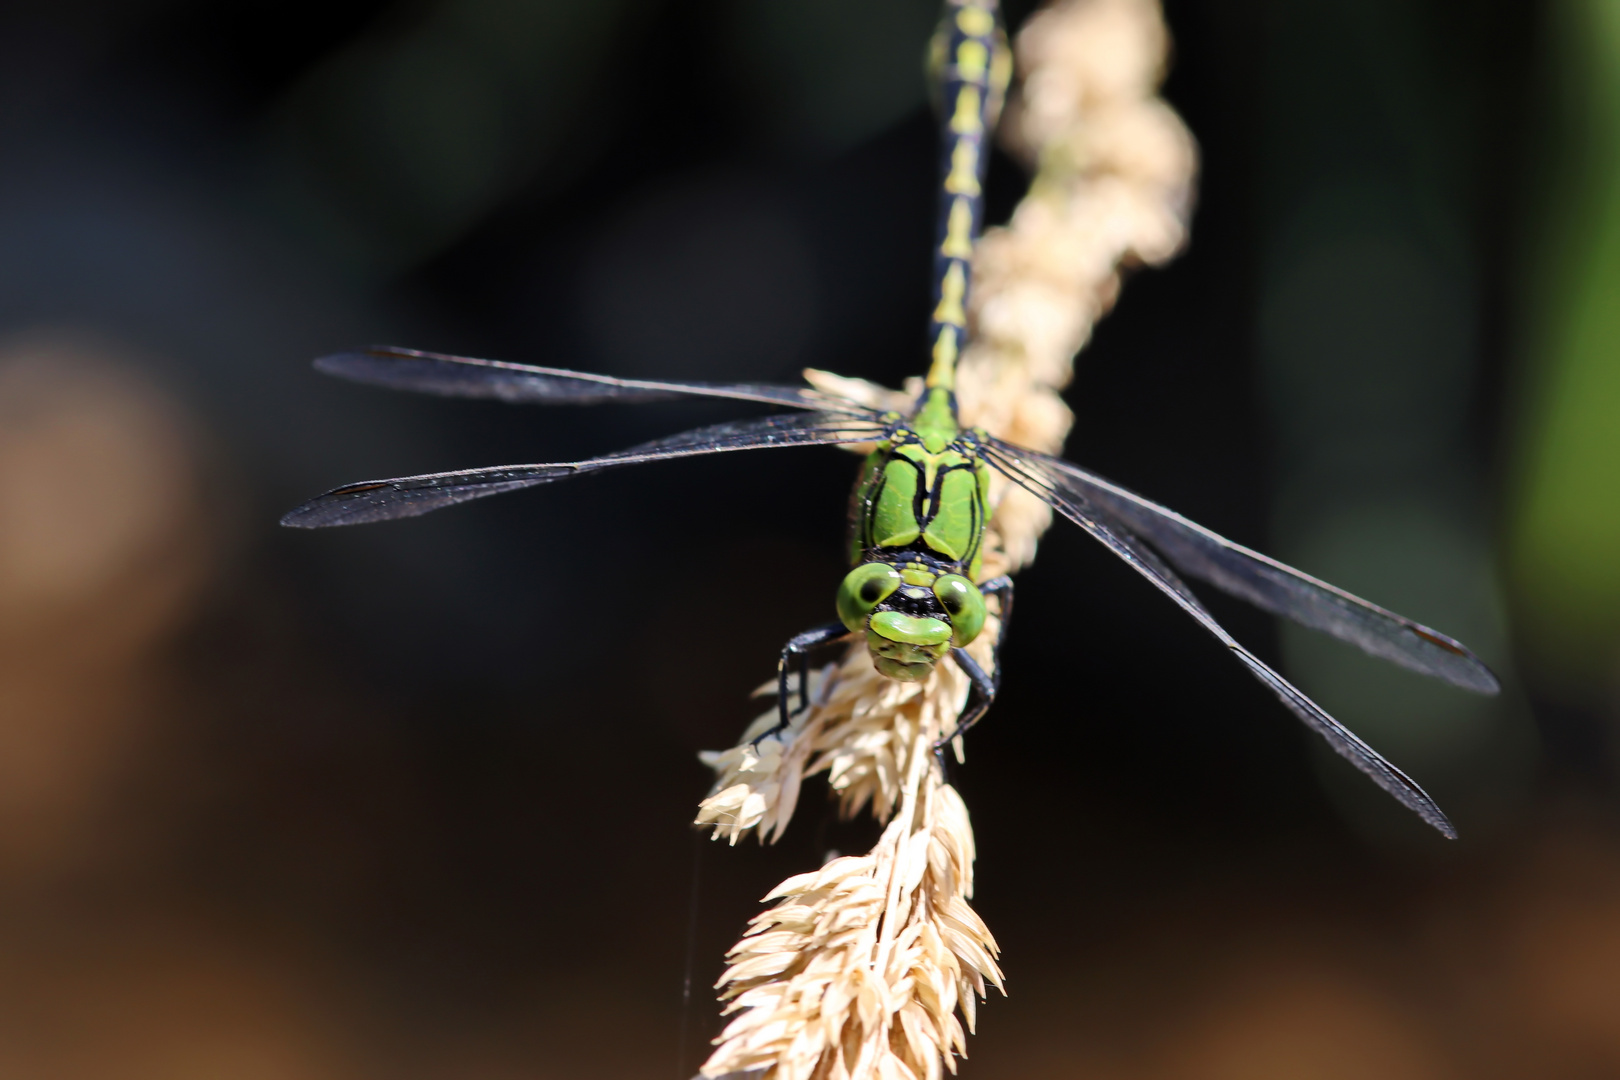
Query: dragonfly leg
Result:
<box><xmin>939</xmin><ymin>647</ymin><xmax>997</xmax><ymax>750</ymax></box>
<box><xmin>980</xmin><ymin>574</ymin><xmax>1014</xmax><ymax>626</ymax></box>
<box><xmin>935</xmin><ymin>575</ymin><xmax>1014</xmax><ymax>749</ymax></box>
<box><xmin>756</xmin><ymin>622</ymin><xmax>850</xmax><ymax>745</ymax></box>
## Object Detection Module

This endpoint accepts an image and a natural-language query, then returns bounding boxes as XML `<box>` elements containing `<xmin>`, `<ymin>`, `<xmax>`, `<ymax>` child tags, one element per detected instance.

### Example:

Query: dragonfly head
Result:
<box><xmin>836</xmin><ymin>559</ymin><xmax>987</xmax><ymax>681</ymax></box>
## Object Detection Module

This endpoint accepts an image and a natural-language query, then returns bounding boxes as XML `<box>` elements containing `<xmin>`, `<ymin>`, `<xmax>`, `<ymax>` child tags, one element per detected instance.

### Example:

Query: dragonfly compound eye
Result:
<box><xmin>836</xmin><ymin>562</ymin><xmax>902</xmax><ymax>633</ymax></box>
<box><xmin>932</xmin><ymin>574</ymin><xmax>986</xmax><ymax>645</ymax></box>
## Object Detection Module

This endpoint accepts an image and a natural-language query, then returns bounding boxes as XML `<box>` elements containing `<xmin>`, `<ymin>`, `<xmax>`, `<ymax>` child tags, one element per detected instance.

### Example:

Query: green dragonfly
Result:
<box><xmin>282</xmin><ymin>0</ymin><xmax>1498</xmax><ymax>838</ymax></box>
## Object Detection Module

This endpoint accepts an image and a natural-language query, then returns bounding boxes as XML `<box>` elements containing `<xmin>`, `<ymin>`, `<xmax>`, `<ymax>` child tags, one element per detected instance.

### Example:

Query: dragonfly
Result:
<box><xmin>282</xmin><ymin>0</ymin><xmax>1498</xmax><ymax>839</ymax></box>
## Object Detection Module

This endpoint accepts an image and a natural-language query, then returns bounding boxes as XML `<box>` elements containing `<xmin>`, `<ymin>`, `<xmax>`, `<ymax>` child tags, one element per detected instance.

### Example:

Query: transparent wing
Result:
<box><xmin>314</xmin><ymin>346</ymin><xmax>880</xmax><ymax>414</ymax></box>
<box><xmin>282</xmin><ymin>411</ymin><xmax>891</xmax><ymax>529</ymax></box>
<box><xmin>979</xmin><ymin>440</ymin><xmax>1457</xmax><ymax>838</ymax></box>
<box><xmin>983</xmin><ymin>436</ymin><xmax>1498</xmax><ymax>694</ymax></box>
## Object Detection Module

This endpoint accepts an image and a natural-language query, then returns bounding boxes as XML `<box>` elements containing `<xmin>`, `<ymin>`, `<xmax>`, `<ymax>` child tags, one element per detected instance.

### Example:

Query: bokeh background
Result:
<box><xmin>0</xmin><ymin>0</ymin><xmax>1617</xmax><ymax>1076</ymax></box>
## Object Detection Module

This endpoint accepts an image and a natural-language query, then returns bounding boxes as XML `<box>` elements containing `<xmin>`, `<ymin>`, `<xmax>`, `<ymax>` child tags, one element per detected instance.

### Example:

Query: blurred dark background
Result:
<box><xmin>0</xmin><ymin>0</ymin><xmax>1618</xmax><ymax>1076</ymax></box>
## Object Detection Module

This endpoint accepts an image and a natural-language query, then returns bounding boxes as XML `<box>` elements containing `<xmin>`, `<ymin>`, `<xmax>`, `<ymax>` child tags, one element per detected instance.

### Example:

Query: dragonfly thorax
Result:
<box><xmin>847</xmin><ymin>424</ymin><xmax>992</xmax><ymax>578</ymax></box>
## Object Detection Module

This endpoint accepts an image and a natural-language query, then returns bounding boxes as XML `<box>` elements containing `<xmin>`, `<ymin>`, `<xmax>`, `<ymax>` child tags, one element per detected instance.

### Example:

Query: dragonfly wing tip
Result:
<box><xmin>279</xmin><ymin>507</ymin><xmax>325</xmax><ymax>529</ymax></box>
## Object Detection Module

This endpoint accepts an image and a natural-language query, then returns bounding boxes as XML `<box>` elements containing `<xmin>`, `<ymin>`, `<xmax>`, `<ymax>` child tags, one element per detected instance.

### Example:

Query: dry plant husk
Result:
<box><xmin>695</xmin><ymin>1</ymin><xmax>1196</xmax><ymax>1076</ymax></box>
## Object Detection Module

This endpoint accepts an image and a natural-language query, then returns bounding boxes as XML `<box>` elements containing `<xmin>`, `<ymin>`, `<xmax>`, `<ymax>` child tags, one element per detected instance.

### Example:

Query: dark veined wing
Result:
<box><xmin>314</xmin><ymin>346</ymin><xmax>879</xmax><ymax>414</ymax></box>
<box><xmin>982</xmin><ymin>436</ymin><xmax>1499</xmax><ymax>695</ymax></box>
<box><xmin>979</xmin><ymin>439</ymin><xmax>1457</xmax><ymax>838</ymax></box>
<box><xmin>282</xmin><ymin>411</ymin><xmax>891</xmax><ymax>529</ymax></box>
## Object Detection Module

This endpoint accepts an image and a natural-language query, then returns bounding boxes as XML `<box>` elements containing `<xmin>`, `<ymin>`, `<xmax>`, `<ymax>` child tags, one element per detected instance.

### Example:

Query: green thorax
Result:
<box><xmin>848</xmin><ymin>389</ymin><xmax>991</xmax><ymax>579</ymax></box>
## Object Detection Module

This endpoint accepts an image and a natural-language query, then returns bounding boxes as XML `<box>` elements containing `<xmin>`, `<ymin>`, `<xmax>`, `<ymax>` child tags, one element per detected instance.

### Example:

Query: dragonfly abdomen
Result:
<box><xmin>924</xmin><ymin>0</ymin><xmax>1008</xmax><ymax>396</ymax></box>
